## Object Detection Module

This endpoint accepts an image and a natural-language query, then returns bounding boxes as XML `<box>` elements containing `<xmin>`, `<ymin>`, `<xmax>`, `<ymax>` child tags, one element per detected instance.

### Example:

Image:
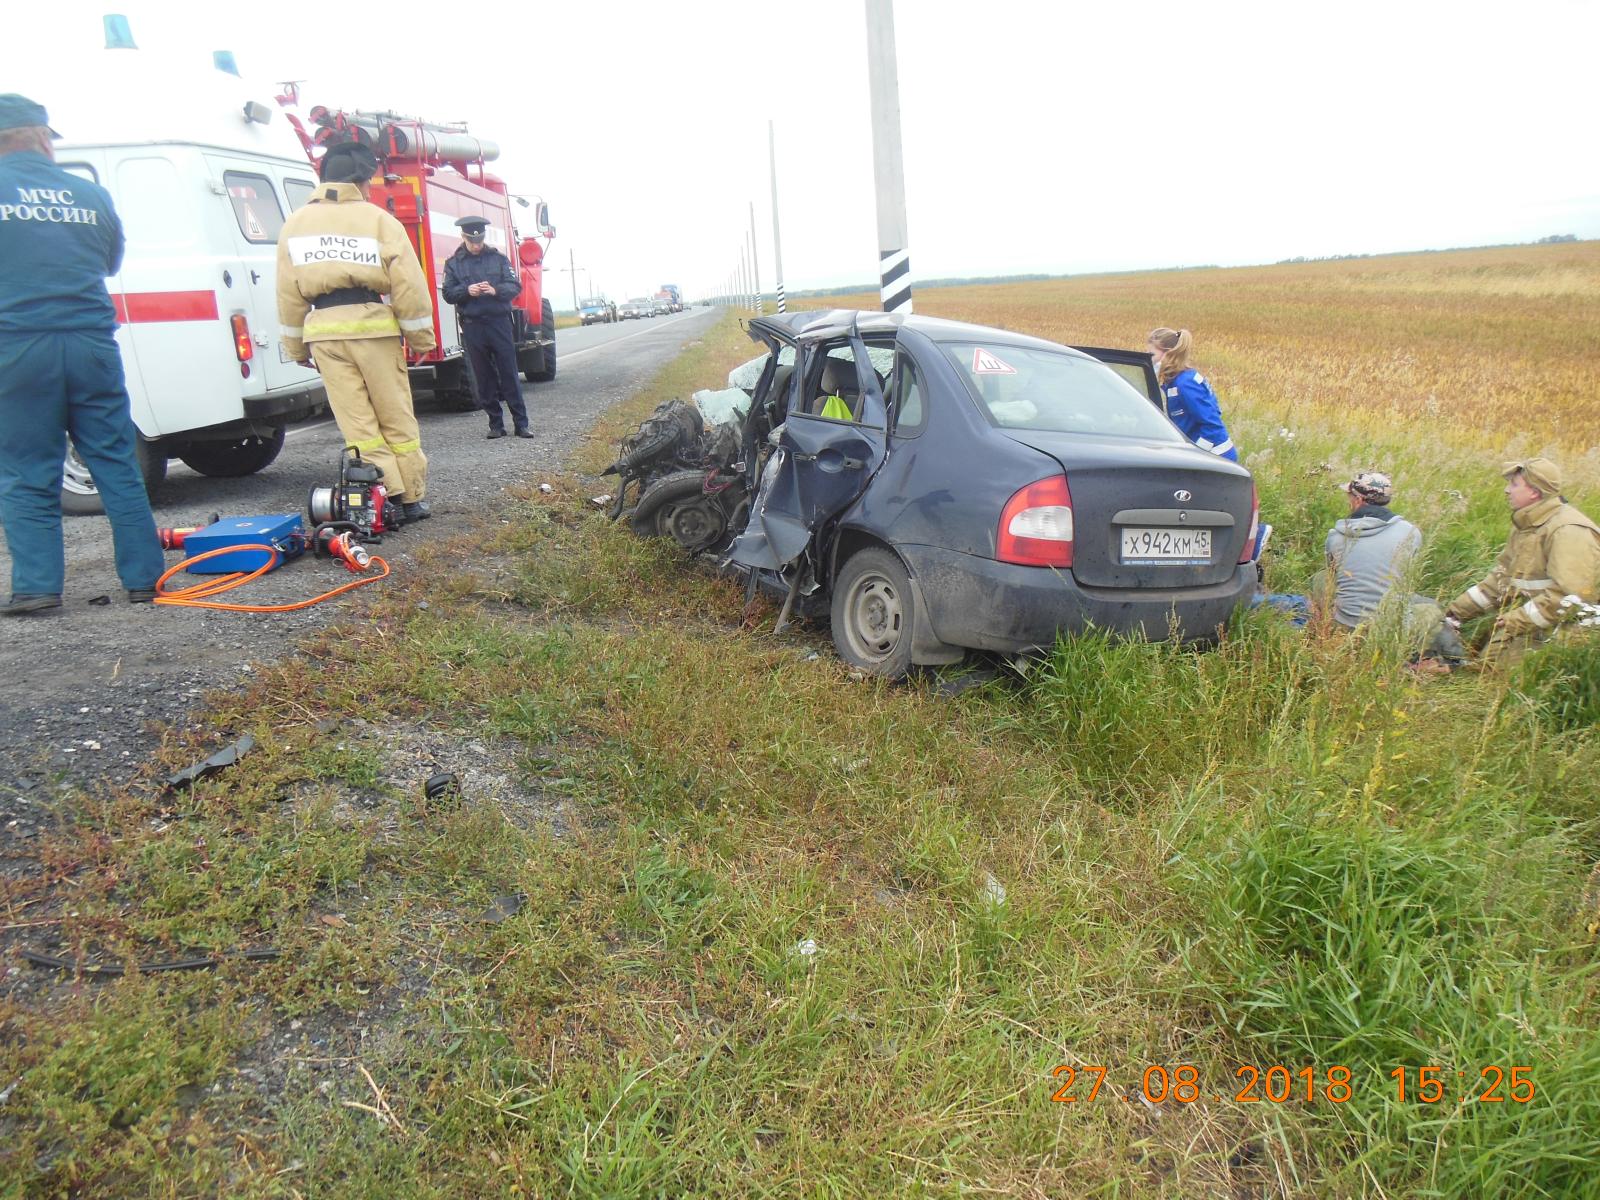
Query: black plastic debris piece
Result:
<box><xmin>165</xmin><ymin>734</ymin><xmax>256</xmax><ymax>792</ymax></box>
<box><xmin>21</xmin><ymin>947</ymin><xmax>281</xmax><ymax>976</ymax></box>
<box><xmin>479</xmin><ymin>893</ymin><xmax>527</xmax><ymax>924</ymax></box>
<box><xmin>933</xmin><ymin>667</ymin><xmax>1001</xmax><ymax>698</ymax></box>
<box><xmin>86</xmin><ymin>594</ymin><xmax>112</xmax><ymax>606</ymax></box>
<box><xmin>423</xmin><ymin>771</ymin><xmax>462</xmax><ymax>810</ymax></box>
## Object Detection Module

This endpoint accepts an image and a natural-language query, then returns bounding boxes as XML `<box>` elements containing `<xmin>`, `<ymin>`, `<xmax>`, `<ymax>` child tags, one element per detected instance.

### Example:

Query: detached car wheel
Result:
<box><xmin>831</xmin><ymin>547</ymin><xmax>915</xmax><ymax>679</ymax></box>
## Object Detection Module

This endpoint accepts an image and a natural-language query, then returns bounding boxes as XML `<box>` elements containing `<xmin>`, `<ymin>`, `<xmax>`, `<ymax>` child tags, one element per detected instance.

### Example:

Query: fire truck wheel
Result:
<box><xmin>176</xmin><ymin>427</ymin><xmax>286</xmax><ymax>478</ymax></box>
<box><xmin>526</xmin><ymin>299</ymin><xmax>558</xmax><ymax>383</ymax></box>
<box><xmin>438</xmin><ymin>355</ymin><xmax>482</xmax><ymax>412</ymax></box>
<box><xmin>61</xmin><ymin>436</ymin><xmax>168</xmax><ymax>517</ymax></box>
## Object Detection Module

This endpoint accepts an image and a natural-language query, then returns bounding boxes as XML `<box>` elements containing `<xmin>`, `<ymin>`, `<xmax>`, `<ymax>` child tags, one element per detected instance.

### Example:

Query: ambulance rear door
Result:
<box><xmin>204</xmin><ymin>152</ymin><xmax>297</xmax><ymax>393</ymax></box>
<box><xmin>110</xmin><ymin>148</ymin><xmax>239</xmax><ymax>438</ymax></box>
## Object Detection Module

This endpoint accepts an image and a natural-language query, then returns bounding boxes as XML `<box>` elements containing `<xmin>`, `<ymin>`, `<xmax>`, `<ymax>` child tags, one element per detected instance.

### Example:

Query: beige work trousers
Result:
<box><xmin>309</xmin><ymin>336</ymin><xmax>428</xmax><ymax>501</ymax></box>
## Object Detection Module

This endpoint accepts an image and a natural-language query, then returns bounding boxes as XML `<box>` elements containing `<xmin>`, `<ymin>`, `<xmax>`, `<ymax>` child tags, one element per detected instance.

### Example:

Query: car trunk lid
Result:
<box><xmin>1002</xmin><ymin>431</ymin><xmax>1252</xmax><ymax>588</ymax></box>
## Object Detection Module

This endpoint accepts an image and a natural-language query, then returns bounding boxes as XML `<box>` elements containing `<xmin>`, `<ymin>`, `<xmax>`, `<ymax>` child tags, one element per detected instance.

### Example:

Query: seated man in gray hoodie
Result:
<box><xmin>1315</xmin><ymin>470</ymin><xmax>1463</xmax><ymax>663</ymax></box>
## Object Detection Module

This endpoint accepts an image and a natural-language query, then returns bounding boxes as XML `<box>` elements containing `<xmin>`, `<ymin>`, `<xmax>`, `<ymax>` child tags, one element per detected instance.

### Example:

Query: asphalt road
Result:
<box><xmin>0</xmin><ymin>306</ymin><xmax>720</xmax><ymax>798</ymax></box>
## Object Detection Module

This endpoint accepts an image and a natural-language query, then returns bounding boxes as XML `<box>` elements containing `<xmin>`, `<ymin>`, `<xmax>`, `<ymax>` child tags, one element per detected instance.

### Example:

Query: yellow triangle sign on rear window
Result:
<box><xmin>972</xmin><ymin>347</ymin><xmax>1017</xmax><ymax>375</ymax></box>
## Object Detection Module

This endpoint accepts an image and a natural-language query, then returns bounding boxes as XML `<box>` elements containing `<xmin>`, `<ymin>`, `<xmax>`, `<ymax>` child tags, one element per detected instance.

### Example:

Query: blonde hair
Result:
<box><xmin>1148</xmin><ymin>327</ymin><xmax>1192</xmax><ymax>388</ymax></box>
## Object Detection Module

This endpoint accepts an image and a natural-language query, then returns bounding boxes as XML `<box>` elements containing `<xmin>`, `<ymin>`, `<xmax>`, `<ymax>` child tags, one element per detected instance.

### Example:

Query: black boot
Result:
<box><xmin>2</xmin><ymin>593</ymin><xmax>62</xmax><ymax>616</ymax></box>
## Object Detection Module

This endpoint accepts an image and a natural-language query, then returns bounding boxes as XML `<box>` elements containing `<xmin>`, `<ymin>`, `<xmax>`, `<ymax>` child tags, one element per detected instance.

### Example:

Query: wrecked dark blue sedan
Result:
<box><xmin>608</xmin><ymin>309</ymin><xmax>1259</xmax><ymax>677</ymax></box>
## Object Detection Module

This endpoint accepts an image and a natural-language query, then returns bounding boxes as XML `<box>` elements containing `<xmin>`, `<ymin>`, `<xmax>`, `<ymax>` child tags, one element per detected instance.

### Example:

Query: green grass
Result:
<box><xmin>1</xmin><ymin>306</ymin><xmax>1596</xmax><ymax>1198</ymax></box>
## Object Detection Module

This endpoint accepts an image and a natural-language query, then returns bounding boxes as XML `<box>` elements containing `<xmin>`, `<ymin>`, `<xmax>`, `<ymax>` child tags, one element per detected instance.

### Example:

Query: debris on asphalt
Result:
<box><xmin>20</xmin><ymin>947</ymin><xmax>281</xmax><ymax>976</ymax></box>
<box><xmin>86</xmin><ymin>595</ymin><xmax>111</xmax><ymax>606</ymax></box>
<box><xmin>164</xmin><ymin>733</ymin><xmax>256</xmax><ymax>792</ymax></box>
<box><xmin>480</xmin><ymin>893</ymin><xmax>528</xmax><ymax>923</ymax></box>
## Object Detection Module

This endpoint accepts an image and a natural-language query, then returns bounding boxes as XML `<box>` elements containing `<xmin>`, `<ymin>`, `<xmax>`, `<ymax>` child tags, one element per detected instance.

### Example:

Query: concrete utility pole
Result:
<box><xmin>748</xmin><ymin>201</ymin><xmax>763</xmax><ymax>314</ymax></box>
<box><xmin>864</xmin><ymin>0</ymin><xmax>912</xmax><ymax>313</ymax></box>
<box><xmin>769</xmin><ymin>120</ymin><xmax>786</xmax><ymax>313</ymax></box>
<box><xmin>568</xmin><ymin>247</ymin><xmax>579</xmax><ymax>315</ymax></box>
<box><xmin>740</xmin><ymin>243</ymin><xmax>750</xmax><ymax>311</ymax></box>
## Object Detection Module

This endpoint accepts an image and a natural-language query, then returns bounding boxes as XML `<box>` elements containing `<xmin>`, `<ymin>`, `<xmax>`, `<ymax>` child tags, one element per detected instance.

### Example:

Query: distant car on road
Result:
<box><xmin>579</xmin><ymin>297</ymin><xmax>617</xmax><ymax>325</ymax></box>
<box><xmin>621</xmin><ymin>298</ymin><xmax>653</xmax><ymax>320</ymax></box>
<box><xmin>651</xmin><ymin>296</ymin><xmax>673</xmax><ymax>316</ymax></box>
<box><xmin>616</xmin><ymin>309</ymin><xmax>1260</xmax><ymax>677</ymax></box>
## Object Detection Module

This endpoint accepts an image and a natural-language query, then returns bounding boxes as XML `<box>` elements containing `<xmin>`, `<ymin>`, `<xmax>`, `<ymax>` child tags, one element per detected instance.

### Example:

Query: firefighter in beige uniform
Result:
<box><xmin>276</xmin><ymin>143</ymin><xmax>436</xmax><ymax>520</ymax></box>
<box><xmin>1445</xmin><ymin>457</ymin><xmax>1600</xmax><ymax>666</ymax></box>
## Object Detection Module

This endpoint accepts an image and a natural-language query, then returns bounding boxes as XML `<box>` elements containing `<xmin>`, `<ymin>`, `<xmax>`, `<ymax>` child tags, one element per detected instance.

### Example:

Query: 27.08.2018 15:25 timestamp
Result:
<box><xmin>1048</xmin><ymin>1065</ymin><xmax>1535</xmax><ymax>1105</ymax></box>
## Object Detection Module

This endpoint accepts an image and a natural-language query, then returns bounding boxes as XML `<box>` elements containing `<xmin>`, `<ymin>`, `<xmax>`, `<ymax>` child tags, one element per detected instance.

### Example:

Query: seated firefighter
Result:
<box><xmin>1313</xmin><ymin>470</ymin><xmax>1461</xmax><ymax>661</ymax></box>
<box><xmin>1445</xmin><ymin>457</ymin><xmax>1600</xmax><ymax>667</ymax></box>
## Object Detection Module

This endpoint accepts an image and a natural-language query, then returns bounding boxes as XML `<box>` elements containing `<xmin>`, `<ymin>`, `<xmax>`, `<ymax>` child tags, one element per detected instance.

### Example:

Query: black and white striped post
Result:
<box><xmin>748</xmin><ymin>202</ymin><xmax>764</xmax><ymax>315</ymax></box>
<box><xmin>769</xmin><ymin>120</ymin><xmax>786</xmax><ymax>312</ymax></box>
<box><xmin>865</xmin><ymin>0</ymin><xmax>912</xmax><ymax>314</ymax></box>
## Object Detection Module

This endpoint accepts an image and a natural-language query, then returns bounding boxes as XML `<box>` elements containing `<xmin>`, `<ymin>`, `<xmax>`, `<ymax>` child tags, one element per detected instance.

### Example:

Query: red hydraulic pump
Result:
<box><xmin>275</xmin><ymin>85</ymin><xmax>559</xmax><ymax>404</ymax></box>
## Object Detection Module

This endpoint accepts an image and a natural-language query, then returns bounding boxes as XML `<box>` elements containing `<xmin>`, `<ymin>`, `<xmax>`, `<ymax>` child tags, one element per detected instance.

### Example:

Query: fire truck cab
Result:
<box><xmin>9</xmin><ymin>49</ymin><xmax>328</xmax><ymax>514</ymax></box>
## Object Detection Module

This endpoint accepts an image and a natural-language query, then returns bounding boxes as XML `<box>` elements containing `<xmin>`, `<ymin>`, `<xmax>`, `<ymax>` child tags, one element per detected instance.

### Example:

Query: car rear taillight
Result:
<box><xmin>1238</xmin><ymin>483</ymin><xmax>1260</xmax><ymax>564</ymax></box>
<box><xmin>998</xmin><ymin>475</ymin><xmax>1073</xmax><ymax>567</ymax></box>
<box><xmin>230</xmin><ymin>313</ymin><xmax>253</xmax><ymax>362</ymax></box>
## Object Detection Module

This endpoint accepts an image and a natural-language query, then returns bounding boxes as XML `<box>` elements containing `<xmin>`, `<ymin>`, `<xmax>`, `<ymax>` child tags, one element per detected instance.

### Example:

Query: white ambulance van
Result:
<box><xmin>6</xmin><ymin>48</ymin><xmax>326</xmax><ymax>513</ymax></box>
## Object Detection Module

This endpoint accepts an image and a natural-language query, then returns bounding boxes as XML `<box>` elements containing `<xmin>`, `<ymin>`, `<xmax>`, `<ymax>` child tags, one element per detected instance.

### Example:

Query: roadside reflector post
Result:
<box><xmin>748</xmin><ymin>200</ymin><xmax>764</xmax><ymax>315</ymax></box>
<box><xmin>864</xmin><ymin>0</ymin><xmax>912</xmax><ymax>314</ymax></box>
<box><xmin>769</xmin><ymin>120</ymin><xmax>787</xmax><ymax>313</ymax></box>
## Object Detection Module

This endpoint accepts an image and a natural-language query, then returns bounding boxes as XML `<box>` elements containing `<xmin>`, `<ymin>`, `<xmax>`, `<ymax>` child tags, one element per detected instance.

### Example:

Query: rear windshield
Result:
<box><xmin>941</xmin><ymin>342</ymin><xmax>1183</xmax><ymax>440</ymax></box>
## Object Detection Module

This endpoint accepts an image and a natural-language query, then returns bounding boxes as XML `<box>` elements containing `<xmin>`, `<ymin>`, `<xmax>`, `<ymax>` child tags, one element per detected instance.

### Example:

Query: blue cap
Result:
<box><xmin>0</xmin><ymin>94</ymin><xmax>60</xmax><ymax>138</ymax></box>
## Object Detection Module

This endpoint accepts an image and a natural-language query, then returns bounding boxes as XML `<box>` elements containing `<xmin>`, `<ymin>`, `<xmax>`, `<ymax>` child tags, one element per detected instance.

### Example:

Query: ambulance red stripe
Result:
<box><xmin>110</xmin><ymin>290</ymin><xmax>220</xmax><ymax>323</ymax></box>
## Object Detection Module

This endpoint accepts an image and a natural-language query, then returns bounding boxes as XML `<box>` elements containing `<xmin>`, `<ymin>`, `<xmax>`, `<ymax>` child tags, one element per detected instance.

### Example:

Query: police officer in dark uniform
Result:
<box><xmin>0</xmin><ymin>94</ymin><xmax>163</xmax><ymax>614</ymax></box>
<box><xmin>441</xmin><ymin>216</ymin><xmax>531</xmax><ymax>439</ymax></box>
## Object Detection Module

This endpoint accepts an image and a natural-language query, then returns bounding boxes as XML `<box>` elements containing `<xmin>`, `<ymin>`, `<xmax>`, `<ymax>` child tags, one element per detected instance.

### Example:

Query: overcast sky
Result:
<box><xmin>8</xmin><ymin>0</ymin><xmax>1598</xmax><ymax>303</ymax></box>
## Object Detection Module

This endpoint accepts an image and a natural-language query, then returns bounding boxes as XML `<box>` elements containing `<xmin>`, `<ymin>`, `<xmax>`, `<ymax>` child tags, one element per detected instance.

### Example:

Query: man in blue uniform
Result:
<box><xmin>441</xmin><ymin>216</ymin><xmax>531</xmax><ymax>439</ymax></box>
<box><xmin>0</xmin><ymin>94</ymin><xmax>163</xmax><ymax>614</ymax></box>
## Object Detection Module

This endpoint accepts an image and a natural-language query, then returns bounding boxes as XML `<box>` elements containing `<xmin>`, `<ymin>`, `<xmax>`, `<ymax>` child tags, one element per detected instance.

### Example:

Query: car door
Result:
<box><xmin>1074</xmin><ymin>345</ymin><xmax>1164</xmax><ymax>411</ymax></box>
<box><xmin>729</xmin><ymin>329</ymin><xmax>890</xmax><ymax>573</ymax></box>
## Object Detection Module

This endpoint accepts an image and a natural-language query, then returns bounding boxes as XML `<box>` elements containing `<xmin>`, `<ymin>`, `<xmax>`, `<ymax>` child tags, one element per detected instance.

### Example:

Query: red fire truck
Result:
<box><xmin>277</xmin><ymin>88</ymin><xmax>557</xmax><ymax>408</ymax></box>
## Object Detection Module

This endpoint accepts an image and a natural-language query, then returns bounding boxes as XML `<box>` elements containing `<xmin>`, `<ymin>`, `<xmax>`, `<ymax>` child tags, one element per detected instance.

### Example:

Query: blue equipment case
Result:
<box><xmin>182</xmin><ymin>515</ymin><xmax>306</xmax><ymax>575</ymax></box>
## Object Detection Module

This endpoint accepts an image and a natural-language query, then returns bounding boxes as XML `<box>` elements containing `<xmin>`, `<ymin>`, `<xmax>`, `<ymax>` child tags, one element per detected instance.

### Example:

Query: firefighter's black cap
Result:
<box><xmin>455</xmin><ymin>216</ymin><xmax>489</xmax><ymax>239</ymax></box>
<box><xmin>319</xmin><ymin>142</ymin><xmax>380</xmax><ymax>184</ymax></box>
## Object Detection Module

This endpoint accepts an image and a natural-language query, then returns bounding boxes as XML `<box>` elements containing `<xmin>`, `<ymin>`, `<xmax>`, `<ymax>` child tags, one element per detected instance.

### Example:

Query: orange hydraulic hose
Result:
<box><xmin>153</xmin><ymin>543</ymin><xmax>390</xmax><ymax>612</ymax></box>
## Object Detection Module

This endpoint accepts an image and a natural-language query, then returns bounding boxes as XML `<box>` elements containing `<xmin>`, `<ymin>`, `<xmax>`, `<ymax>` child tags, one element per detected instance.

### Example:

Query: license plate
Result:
<box><xmin>1121</xmin><ymin>526</ymin><xmax>1211</xmax><ymax>562</ymax></box>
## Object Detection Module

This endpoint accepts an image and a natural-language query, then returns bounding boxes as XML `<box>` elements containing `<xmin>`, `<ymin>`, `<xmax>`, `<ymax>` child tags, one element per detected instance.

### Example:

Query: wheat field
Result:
<box><xmin>812</xmin><ymin>241</ymin><xmax>1600</xmax><ymax>491</ymax></box>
